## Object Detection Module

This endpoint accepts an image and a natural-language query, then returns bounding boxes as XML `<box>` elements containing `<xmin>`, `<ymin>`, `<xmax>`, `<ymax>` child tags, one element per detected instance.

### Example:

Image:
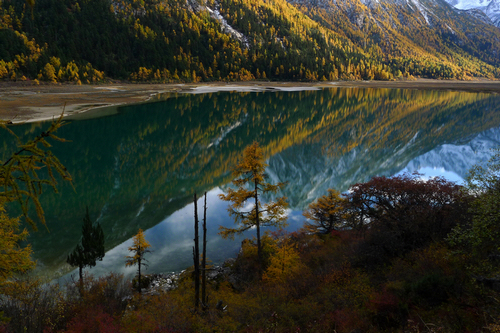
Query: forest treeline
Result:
<box><xmin>1</xmin><ymin>0</ymin><xmax>500</xmax><ymax>83</ymax></box>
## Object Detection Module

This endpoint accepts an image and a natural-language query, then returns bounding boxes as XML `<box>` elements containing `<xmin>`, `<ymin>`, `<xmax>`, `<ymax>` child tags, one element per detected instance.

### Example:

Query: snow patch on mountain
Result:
<box><xmin>406</xmin><ymin>0</ymin><xmax>432</xmax><ymax>24</ymax></box>
<box><xmin>444</xmin><ymin>0</ymin><xmax>500</xmax><ymax>26</ymax></box>
<box><xmin>486</xmin><ymin>0</ymin><xmax>500</xmax><ymax>25</ymax></box>
<box><xmin>206</xmin><ymin>1</ymin><xmax>250</xmax><ymax>48</ymax></box>
<box><xmin>447</xmin><ymin>0</ymin><xmax>490</xmax><ymax>10</ymax></box>
<box><xmin>184</xmin><ymin>0</ymin><xmax>250</xmax><ymax>47</ymax></box>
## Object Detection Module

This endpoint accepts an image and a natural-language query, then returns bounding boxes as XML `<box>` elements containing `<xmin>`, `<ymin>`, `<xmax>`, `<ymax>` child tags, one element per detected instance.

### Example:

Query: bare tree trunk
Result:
<box><xmin>255</xmin><ymin>180</ymin><xmax>262</xmax><ymax>278</ymax></box>
<box><xmin>79</xmin><ymin>264</ymin><xmax>83</xmax><ymax>295</ymax></box>
<box><xmin>193</xmin><ymin>192</ymin><xmax>200</xmax><ymax>308</ymax></box>
<box><xmin>138</xmin><ymin>258</ymin><xmax>142</xmax><ymax>294</ymax></box>
<box><xmin>202</xmin><ymin>192</ymin><xmax>207</xmax><ymax>308</ymax></box>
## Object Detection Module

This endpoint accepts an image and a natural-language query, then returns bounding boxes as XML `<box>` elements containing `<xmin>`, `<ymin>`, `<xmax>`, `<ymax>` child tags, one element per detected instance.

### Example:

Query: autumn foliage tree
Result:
<box><xmin>0</xmin><ymin>116</ymin><xmax>71</xmax><ymax>325</ymax></box>
<box><xmin>126</xmin><ymin>229</ymin><xmax>151</xmax><ymax>293</ymax></box>
<box><xmin>0</xmin><ymin>207</ymin><xmax>33</xmax><ymax>286</ymax></box>
<box><xmin>219</xmin><ymin>141</ymin><xmax>288</xmax><ymax>275</ymax></box>
<box><xmin>303</xmin><ymin>189</ymin><xmax>347</xmax><ymax>234</ymax></box>
<box><xmin>345</xmin><ymin>173</ymin><xmax>469</xmax><ymax>261</ymax></box>
<box><xmin>0</xmin><ymin>116</ymin><xmax>72</xmax><ymax>230</ymax></box>
<box><xmin>0</xmin><ymin>117</ymin><xmax>71</xmax><ymax>285</ymax></box>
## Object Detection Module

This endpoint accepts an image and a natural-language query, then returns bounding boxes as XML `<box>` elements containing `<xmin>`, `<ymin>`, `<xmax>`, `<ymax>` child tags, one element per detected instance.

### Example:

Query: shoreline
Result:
<box><xmin>1</xmin><ymin>79</ymin><xmax>500</xmax><ymax>123</ymax></box>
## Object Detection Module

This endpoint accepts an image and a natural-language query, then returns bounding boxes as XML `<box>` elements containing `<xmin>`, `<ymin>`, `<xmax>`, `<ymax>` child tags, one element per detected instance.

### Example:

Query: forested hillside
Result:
<box><xmin>1</xmin><ymin>0</ymin><xmax>500</xmax><ymax>82</ymax></box>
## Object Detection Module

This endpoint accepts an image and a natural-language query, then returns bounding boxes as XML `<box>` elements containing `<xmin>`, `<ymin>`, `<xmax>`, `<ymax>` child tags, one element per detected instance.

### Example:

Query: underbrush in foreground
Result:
<box><xmin>1</xmin><ymin>230</ymin><xmax>499</xmax><ymax>332</ymax></box>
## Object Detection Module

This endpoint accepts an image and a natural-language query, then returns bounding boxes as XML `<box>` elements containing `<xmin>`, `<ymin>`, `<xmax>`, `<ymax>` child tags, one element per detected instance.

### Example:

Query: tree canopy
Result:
<box><xmin>345</xmin><ymin>173</ymin><xmax>469</xmax><ymax>261</ymax></box>
<box><xmin>219</xmin><ymin>141</ymin><xmax>288</xmax><ymax>274</ymax></box>
<box><xmin>303</xmin><ymin>188</ymin><xmax>347</xmax><ymax>234</ymax></box>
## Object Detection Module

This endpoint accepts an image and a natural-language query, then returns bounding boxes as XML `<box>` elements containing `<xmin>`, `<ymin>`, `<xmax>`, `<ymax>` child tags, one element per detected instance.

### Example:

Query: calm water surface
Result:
<box><xmin>3</xmin><ymin>87</ymin><xmax>500</xmax><ymax>280</ymax></box>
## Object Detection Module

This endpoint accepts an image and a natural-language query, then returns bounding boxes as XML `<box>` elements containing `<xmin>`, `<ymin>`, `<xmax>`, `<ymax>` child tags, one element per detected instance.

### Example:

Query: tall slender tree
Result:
<box><xmin>67</xmin><ymin>207</ymin><xmax>105</xmax><ymax>292</ymax></box>
<box><xmin>193</xmin><ymin>192</ymin><xmax>200</xmax><ymax>308</ymax></box>
<box><xmin>126</xmin><ymin>229</ymin><xmax>151</xmax><ymax>294</ymax></box>
<box><xmin>201</xmin><ymin>192</ymin><xmax>208</xmax><ymax>308</ymax></box>
<box><xmin>219</xmin><ymin>141</ymin><xmax>288</xmax><ymax>276</ymax></box>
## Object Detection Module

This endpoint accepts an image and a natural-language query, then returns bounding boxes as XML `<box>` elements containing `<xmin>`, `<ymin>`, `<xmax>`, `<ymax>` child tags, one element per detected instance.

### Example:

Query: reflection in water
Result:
<box><xmin>62</xmin><ymin>188</ymin><xmax>305</xmax><ymax>280</ymax></box>
<box><xmin>3</xmin><ymin>87</ymin><xmax>500</xmax><ymax>279</ymax></box>
<box><xmin>400</xmin><ymin>125</ymin><xmax>500</xmax><ymax>182</ymax></box>
<box><xmin>398</xmin><ymin>167</ymin><xmax>463</xmax><ymax>184</ymax></box>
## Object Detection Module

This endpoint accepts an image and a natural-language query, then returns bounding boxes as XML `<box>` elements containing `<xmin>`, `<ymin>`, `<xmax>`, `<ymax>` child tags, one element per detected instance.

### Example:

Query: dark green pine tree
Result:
<box><xmin>67</xmin><ymin>207</ymin><xmax>105</xmax><ymax>291</ymax></box>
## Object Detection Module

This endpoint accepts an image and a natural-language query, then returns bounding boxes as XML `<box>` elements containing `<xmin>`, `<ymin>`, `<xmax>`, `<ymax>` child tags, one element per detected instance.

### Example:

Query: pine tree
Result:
<box><xmin>67</xmin><ymin>207</ymin><xmax>105</xmax><ymax>291</ymax></box>
<box><xmin>126</xmin><ymin>229</ymin><xmax>151</xmax><ymax>293</ymax></box>
<box><xmin>219</xmin><ymin>141</ymin><xmax>288</xmax><ymax>276</ymax></box>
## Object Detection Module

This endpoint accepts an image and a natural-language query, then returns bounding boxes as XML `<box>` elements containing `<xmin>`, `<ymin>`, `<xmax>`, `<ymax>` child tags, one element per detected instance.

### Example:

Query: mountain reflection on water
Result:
<box><xmin>3</xmin><ymin>87</ymin><xmax>500</xmax><ymax>279</ymax></box>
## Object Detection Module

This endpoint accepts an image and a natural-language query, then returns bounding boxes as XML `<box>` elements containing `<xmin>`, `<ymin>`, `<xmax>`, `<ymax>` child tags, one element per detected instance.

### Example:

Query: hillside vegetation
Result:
<box><xmin>1</xmin><ymin>0</ymin><xmax>500</xmax><ymax>82</ymax></box>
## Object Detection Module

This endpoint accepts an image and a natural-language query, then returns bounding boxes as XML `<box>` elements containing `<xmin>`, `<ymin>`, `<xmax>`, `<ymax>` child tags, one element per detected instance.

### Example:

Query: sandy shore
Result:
<box><xmin>1</xmin><ymin>79</ymin><xmax>499</xmax><ymax>123</ymax></box>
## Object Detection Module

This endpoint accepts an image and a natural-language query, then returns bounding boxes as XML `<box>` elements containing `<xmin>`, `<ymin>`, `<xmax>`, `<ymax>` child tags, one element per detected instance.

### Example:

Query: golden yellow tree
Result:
<box><xmin>125</xmin><ymin>229</ymin><xmax>151</xmax><ymax>293</ymax></box>
<box><xmin>263</xmin><ymin>236</ymin><xmax>305</xmax><ymax>284</ymax></box>
<box><xmin>0</xmin><ymin>116</ymin><xmax>71</xmax><ymax>283</ymax></box>
<box><xmin>0</xmin><ymin>116</ymin><xmax>71</xmax><ymax>323</ymax></box>
<box><xmin>303</xmin><ymin>189</ymin><xmax>347</xmax><ymax>234</ymax></box>
<box><xmin>219</xmin><ymin>141</ymin><xmax>288</xmax><ymax>275</ymax></box>
<box><xmin>0</xmin><ymin>116</ymin><xmax>71</xmax><ymax>230</ymax></box>
<box><xmin>0</xmin><ymin>205</ymin><xmax>33</xmax><ymax>284</ymax></box>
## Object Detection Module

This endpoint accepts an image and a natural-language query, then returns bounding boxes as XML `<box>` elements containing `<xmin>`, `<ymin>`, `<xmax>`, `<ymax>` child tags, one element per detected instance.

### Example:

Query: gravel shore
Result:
<box><xmin>1</xmin><ymin>79</ymin><xmax>499</xmax><ymax>123</ymax></box>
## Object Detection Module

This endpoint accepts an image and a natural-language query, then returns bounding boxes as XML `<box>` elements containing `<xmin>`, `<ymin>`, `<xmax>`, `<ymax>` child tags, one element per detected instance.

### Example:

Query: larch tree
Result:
<box><xmin>303</xmin><ymin>188</ymin><xmax>347</xmax><ymax>234</ymax></box>
<box><xmin>67</xmin><ymin>206</ymin><xmax>105</xmax><ymax>292</ymax></box>
<box><xmin>0</xmin><ymin>206</ymin><xmax>33</xmax><ymax>284</ymax></box>
<box><xmin>219</xmin><ymin>141</ymin><xmax>288</xmax><ymax>275</ymax></box>
<box><xmin>0</xmin><ymin>115</ymin><xmax>71</xmax><ymax>287</ymax></box>
<box><xmin>0</xmin><ymin>115</ymin><xmax>72</xmax><ymax>230</ymax></box>
<box><xmin>126</xmin><ymin>229</ymin><xmax>151</xmax><ymax>294</ymax></box>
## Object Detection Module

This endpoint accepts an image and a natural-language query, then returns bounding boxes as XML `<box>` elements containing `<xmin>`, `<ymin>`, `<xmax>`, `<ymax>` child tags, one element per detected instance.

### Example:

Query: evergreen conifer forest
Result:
<box><xmin>2</xmin><ymin>0</ymin><xmax>500</xmax><ymax>82</ymax></box>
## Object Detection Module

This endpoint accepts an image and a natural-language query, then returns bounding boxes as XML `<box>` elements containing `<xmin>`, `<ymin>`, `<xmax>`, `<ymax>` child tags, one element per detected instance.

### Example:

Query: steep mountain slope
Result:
<box><xmin>290</xmin><ymin>0</ymin><xmax>500</xmax><ymax>78</ymax></box>
<box><xmin>0</xmin><ymin>0</ymin><xmax>499</xmax><ymax>81</ymax></box>
<box><xmin>486</xmin><ymin>0</ymin><xmax>500</xmax><ymax>25</ymax></box>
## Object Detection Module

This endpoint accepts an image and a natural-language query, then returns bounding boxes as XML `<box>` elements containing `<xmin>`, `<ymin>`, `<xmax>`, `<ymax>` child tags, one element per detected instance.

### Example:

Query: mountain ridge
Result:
<box><xmin>444</xmin><ymin>0</ymin><xmax>500</xmax><ymax>26</ymax></box>
<box><xmin>0</xmin><ymin>0</ymin><xmax>499</xmax><ymax>82</ymax></box>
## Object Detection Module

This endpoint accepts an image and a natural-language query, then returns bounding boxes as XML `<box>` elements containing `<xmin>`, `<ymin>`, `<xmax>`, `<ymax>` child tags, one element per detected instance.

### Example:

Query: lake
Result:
<box><xmin>3</xmin><ymin>87</ymin><xmax>500</xmax><ymax>281</ymax></box>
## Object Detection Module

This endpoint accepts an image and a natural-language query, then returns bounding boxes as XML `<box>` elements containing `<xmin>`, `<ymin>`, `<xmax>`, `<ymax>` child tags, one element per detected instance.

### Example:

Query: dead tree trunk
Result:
<box><xmin>193</xmin><ymin>192</ymin><xmax>200</xmax><ymax>308</ymax></box>
<box><xmin>201</xmin><ymin>192</ymin><xmax>208</xmax><ymax>308</ymax></box>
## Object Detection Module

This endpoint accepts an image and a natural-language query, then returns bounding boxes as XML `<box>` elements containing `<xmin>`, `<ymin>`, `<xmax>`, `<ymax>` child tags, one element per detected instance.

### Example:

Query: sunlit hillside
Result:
<box><xmin>1</xmin><ymin>0</ymin><xmax>500</xmax><ymax>82</ymax></box>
